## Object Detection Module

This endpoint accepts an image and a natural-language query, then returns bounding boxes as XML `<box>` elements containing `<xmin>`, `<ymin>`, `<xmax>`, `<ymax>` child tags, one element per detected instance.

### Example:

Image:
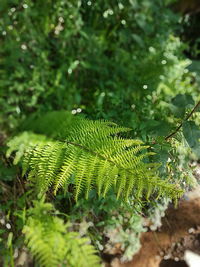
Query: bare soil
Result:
<box><xmin>107</xmin><ymin>187</ymin><xmax>200</xmax><ymax>267</ymax></box>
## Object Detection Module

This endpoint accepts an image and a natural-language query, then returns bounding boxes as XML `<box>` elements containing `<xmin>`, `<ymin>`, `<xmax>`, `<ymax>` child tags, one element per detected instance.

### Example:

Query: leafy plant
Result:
<box><xmin>0</xmin><ymin>0</ymin><xmax>191</xmax><ymax>131</ymax></box>
<box><xmin>7</xmin><ymin>111</ymin><xmax>183</xmax><ymax>202</ymax></box>
<box><xmin>23</xmin><ymin>200</ymin><xmax>100</xmax><ymax>267</ymax></box>
<box><xmin>104</xmin><ymin>212</ymin><xmax>145</xmax><ymax>262</ymax></box>
<box><xmin>183</xmin><ymin>120</ymin><xmax>200</xmax><ymax>157</ymax></box>
<box><xmin>1</xmin><ymin>1</ymin><xmax>200</xmax><ymax>265</ymax></box>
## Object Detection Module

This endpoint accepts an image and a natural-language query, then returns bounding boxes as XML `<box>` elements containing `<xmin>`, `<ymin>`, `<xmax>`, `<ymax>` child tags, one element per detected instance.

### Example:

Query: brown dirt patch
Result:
<box><xmin>108</xmin><ymin>187</ymin><xmax>200</xmax><ymax>267</ymax></box>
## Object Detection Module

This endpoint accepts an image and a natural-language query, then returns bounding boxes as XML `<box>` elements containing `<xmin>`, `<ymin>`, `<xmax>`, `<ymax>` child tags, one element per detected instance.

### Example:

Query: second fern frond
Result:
<box><xmin>23</xmin><ymin>200</ymin><xmax>100</xmax><ymax>267</ymax></box>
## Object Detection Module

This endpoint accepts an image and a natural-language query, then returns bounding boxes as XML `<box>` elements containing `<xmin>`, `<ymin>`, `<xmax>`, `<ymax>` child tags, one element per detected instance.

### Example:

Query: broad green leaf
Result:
<box><xmin>171</xmin><ymin>94</ymin><xmax>194</xmax><ymax>118</ymax></box>
<box><xmin>183</xmin><ymin>121</ymin><xmax>200</xmax><ymax>157</ymax></box>
<box><xmin>172</xmin><ymin>94</ymin><xmax>194</xmax><ymax>108</ymax></box>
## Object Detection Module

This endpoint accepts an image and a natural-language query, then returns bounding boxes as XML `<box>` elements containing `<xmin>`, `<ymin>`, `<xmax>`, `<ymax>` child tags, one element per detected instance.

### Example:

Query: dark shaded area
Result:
<box><xmin>182</xmin><ymin>13</ymin><xmax>200</xmax><ymax>60</ymax></box>
<box><xmin>173</xmin><ymin>0</ymin><xmax>200</xmax><ymax>60</ymax></box>
<box><xmin>160</xmin><ymin>259</ymin><xmax>188</xmax><ymax>267</ymax></box>
<box><xmin>173</xmin><ymin>0</ymin><xmax>200</xmax><ymax>14</ymax></box>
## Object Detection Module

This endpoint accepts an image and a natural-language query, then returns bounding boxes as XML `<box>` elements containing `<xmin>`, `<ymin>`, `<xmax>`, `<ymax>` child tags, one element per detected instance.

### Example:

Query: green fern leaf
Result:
<box><xmin>7</xmin><ymin>111</ymin><xmax>184</xmax><ymax>202</ymax></box>
<box><xmin>23</xmin><ymin>200</ymin><xmax>100</xmax><ymax>267</ymax></box>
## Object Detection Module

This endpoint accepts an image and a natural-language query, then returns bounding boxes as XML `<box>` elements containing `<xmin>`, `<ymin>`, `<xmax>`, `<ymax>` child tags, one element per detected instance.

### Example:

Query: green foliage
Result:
<box><xmin>183</xmin><ymin>121</ymin><xmax>200</xmax><ymax>157</ymax></box>
<box><xmin>104</xmin><ymin>212</ymin><xmax>145</xmax><ymax>262</ymax></box>
<box><xmin>0</xmin><ymin>0</ymin><xmax>193</xmax><ymax>131</ymax></box>
<box><xmin>1</xmin><ymin>0</ymin><xmax>200</xmax><ymax>265</ymax></box>
<box><xmin>23</xmin><ymin>200</ymin><xmax>100</xmax><ymax>267</ymax></box>
<box><xmin>56</xmin><ymin>190</ymin><xmax>146</xmax><ymax>263</ymax></box>
<box><xmin>7</xmin><ymin>111</ymin><xmax>183</xmax><ymax>201</ymax></box>
<box><xmin>171</xmin><ymin>94</ymin><xmax>195</xmax><ymax>118</ymax></box>
<box><xmin>147</xmin><ymin>198</ymin><xmax>170</xmax><ymax>231</ymax></box>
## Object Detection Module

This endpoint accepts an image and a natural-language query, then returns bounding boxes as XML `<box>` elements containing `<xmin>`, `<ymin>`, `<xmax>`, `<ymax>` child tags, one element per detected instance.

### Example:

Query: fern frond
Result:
<box><xmin>7</xmin><ymin>111</ymin><xmax>183</xmax><ymax>201</ymax></box>
<box><xmin>54</xmin><ymin>145</ymin><xmax>80</xmax><ymax>193</ymax></box>
<box><xmin>23</xmin><ymin>200</ymin><xmax>100</xmax><ymax>267</ymax></box>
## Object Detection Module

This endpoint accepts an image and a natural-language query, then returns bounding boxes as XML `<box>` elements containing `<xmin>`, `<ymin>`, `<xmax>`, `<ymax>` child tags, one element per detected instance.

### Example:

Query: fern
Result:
<box><xmin>7</xmin><ymin>111</ymin><xmax>183</xmax><ymax>201</ymax></box>
<box><xmin>23</xmin><ymin>200</ymin><xmax>100</xmax><ymax>267</ymax></box>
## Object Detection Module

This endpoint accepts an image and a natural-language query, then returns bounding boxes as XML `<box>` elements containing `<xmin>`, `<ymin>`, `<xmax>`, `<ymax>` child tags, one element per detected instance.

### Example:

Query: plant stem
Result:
<box><xmin>165</xmin><ymin>100</ymin><xmax>200</xmax><ymax>140</ymax></box>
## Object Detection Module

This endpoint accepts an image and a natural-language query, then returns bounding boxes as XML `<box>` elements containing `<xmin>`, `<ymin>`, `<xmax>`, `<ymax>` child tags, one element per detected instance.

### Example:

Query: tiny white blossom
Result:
<box><xmin>21</xmin><ymin>44</ymin><xmax>27</xmax><ymax>50</ymax></box>
<box><xmin>118</xmin><ymin>3</ymin><xmax>124</xmax><ymax>9</ymax></box>
<box><xmin>68</xmin><ymin>68</ymin><xmax>72</xmax><ymax>74</ymax></box>
<box><xmin>131</xmin><ymin>104</ymin><xmax>136</xmax><ymax>109</ymax></box>
<box><xmin>58</xmin><ymin>17</ymin><xmax>64</xmax><ymax>23</ymax></box>
<box><xmin>6</xmin><ymin>223</ymin><xmax>11</xmax><ymax>229</ymax></box>
<box><xmin>149</xmin><ymin>46</ymin><xmax>155</xmax><ymax>53</ymax></box>
<box><xmin>77</xmin><ymin>108</ymin><xmax>82</xmax><ymax>113</ymax></box>
<box><xmin>71</xmin><ymin>110</ymin><xmax>77</xmax><ymax>115</ymax></box>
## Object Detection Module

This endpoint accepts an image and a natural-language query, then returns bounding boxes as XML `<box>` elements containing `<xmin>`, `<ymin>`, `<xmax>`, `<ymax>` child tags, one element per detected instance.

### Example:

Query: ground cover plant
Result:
<box><xmin>0</xmin><ymin>0</ymin><xmax>200</xmax><ymax>266</ymax></box>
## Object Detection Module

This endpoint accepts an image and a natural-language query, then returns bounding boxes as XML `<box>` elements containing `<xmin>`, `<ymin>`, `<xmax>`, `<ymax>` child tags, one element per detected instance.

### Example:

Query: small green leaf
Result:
<box><xmin>171</xmin><ymin>94</ymin><xmax>195</xmax><ymax>118</ymax></box>
<box><xmin>183</xmin><ymin>121</ymin><xmax>200</xmax><ymax>157</ymax></box>
<box><xmin>7</xmin><ymin>232</ymin><xmax>13</xmax><ymax>248</ymax></box>
<box><xmin>172</xmin><ymin>94</ymin><xmax>194</xmax><ymax>108</ymax></box>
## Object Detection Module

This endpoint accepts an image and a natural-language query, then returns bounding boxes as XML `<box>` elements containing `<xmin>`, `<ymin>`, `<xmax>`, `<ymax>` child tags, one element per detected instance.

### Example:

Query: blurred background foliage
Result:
<box><xmin>1</xmin><ymin>0</ymin><xmax>200</xmax><ymax>265</ymax></box>
<box><xmin>0</xmin><ymin>0</ymin><xmax>199</xmax><ymax>136</ymax></box>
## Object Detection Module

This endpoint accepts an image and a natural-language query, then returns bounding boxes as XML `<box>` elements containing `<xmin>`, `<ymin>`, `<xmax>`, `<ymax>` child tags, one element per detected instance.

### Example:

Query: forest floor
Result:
<box><xmin>106</xmin><ymin>164</ymin><xmax>200</xmax><ymax>267</ymax></box>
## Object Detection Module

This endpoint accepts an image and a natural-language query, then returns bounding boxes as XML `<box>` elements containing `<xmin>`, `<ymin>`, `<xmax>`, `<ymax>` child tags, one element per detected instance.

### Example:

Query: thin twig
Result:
<box><xmin>165</xmin><ymin>100</ymin><xmax>200</xmax><ymax>141</ymax></box>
